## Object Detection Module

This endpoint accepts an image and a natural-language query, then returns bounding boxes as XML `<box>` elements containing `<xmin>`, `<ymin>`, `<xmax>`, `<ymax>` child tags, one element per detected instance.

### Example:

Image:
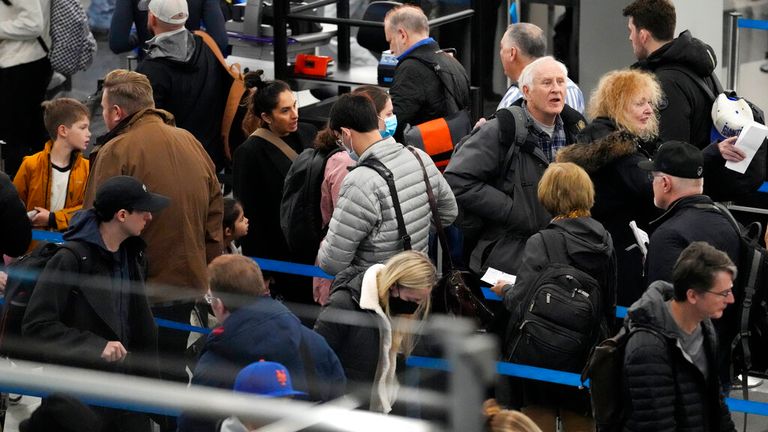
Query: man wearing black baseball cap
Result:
<box><xmin>638</xmin><ymin>141</ymin><xmax>740</xmax><ymax>388</ymax></box>
<box><xmin>637</xmin><ymin>140</ymin><xmax>738</xmax><ymax>284</ymax></box>
<box><xmin>23</xmin><ymin>176</ymin><xmax>169</xmax><ymax>432</ymax></box>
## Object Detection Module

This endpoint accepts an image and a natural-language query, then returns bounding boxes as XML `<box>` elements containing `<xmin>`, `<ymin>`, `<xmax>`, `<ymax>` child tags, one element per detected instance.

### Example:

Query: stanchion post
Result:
<box><xmin>431</xmin><ymin>316</ymin><xmax>498</xmax><ymax>432</ymax></box>
<box><xmin>727</xmin><ymin>12</ymin><xmax>742</xmax><ymax>91</ymax></box>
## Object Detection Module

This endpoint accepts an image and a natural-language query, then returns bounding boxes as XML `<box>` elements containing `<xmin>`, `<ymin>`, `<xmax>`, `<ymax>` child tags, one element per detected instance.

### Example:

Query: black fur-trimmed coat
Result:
<box><xmin>557</xmin><ymin>131</ymin><xmax>660</xmax><ymax>305</ymax></box>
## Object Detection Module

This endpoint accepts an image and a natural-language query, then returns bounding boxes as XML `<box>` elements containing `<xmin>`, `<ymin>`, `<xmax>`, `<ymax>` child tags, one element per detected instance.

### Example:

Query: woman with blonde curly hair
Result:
<box><xmin>577</xmin><ymin>69</ymin><xmax>662</xmax><ymax>152</ymax></box>
<box><xmin>558</xmin><ymin>70</ymin><xmax>662</xmax><ymax>306</ymax></box>
<box><xmin>314</xmin><ymin>250</ymin><xmax>435</xmax><ymax>413</ymax></box>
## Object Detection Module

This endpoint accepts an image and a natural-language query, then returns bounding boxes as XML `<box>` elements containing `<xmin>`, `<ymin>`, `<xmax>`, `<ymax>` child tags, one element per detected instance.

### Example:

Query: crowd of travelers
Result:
<box><xmin>1</xmin><ymin>0</ymin><xmax>768</xmax><ymax>431</ymax></box>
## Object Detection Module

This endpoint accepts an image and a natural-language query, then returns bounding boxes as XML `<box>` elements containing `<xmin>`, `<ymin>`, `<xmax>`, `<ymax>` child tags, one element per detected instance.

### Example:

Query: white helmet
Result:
<box><xmin>712</xmin><ymin>93</ymin><xmax>753</xmax><ymax>138</ymax></box>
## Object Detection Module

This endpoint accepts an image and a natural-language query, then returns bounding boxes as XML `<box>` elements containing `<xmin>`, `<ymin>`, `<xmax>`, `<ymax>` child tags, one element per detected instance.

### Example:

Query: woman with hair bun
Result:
<box><xmin>232</xmin><ymin>79</ymin><xmax>315</xmax><ymax>304</ymax></box>
<box><xmin>314</xmin><ymin>250</ymin><xmax>436</xmax><ymax>413</ymax></box>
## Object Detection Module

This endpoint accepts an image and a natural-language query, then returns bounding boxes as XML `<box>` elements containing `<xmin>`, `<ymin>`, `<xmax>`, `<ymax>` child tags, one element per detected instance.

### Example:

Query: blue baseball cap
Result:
<box><xmin>234</xmin><ymin>361</ymin><xmax>306</xmax><ymax>398</ymax></box>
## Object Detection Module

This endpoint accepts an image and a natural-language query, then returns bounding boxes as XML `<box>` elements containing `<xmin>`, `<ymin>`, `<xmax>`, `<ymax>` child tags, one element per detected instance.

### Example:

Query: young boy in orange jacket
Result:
<box><xmin>13</xmin><ymin>98</ymin><xmax>91</xmax><ymax>232</ymax></box>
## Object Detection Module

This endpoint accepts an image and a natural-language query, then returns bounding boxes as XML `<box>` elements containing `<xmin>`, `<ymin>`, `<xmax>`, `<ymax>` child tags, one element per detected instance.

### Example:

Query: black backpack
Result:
<box><xmin>581</xmin><ymin>323</ymin><xmax>662</xmax><ymax>432</ymax></box>
<box><xmin>505</xmin><ymin>230</ymin><xmax>605</xmax><ymax>373</ymax></box>
<box><xmin>280</xmin><ymin>147</ymin><xmax>342</xmax><ymax>263</ymax></box>
<box><xmin>696</xmin><ymin>203</ymin><xmax>768</xmax><ymax>377</ymax></box>
<box><xmin>0</xmin><ymin>241</ymin><xmax>91</xmax><ymax>360</ymax></box>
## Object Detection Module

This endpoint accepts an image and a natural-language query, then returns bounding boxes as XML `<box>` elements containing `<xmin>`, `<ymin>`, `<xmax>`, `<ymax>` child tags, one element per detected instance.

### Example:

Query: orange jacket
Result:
<box><xmin>13</xmin><ymin>141</ymin><xmax>90</xmax><ymax>231</ymax></box>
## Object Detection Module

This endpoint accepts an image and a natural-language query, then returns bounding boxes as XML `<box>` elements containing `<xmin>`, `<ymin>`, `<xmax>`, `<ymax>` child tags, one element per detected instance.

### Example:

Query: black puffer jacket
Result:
<box><xmin>633</xmin><ymin>30</ymin><xmax>716</xmax><ymax>152</ymax></box>
<box><xmin>623</xmin><ymin>281</ymin><xmax>735</xmax><ymax>432</ymax></box>
<box><xmin>390</xmin><ymin>39</ymin><xmax>470</xmax><ymax>141</ymax></box>
<box><xmin>557</xmin><ymin>131</ymin><xmax>660</xmax><ymax>306</ymax></box>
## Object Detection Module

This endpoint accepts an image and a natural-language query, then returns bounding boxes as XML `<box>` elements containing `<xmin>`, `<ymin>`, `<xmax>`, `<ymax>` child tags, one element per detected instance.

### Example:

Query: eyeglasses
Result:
<box><xmin>204</xmin><ymin>293</ymin><xmax>218</xmax><ymax>304</ymax></box>
<box><xmin>647</xmin><ymin>172</ymin><xmax>665</xmax><ymax>182</ymax></box>
<box><xmin>705</xmin><ymin>289</ymin><xmax>733</xmax><ymax>298</ymax></box>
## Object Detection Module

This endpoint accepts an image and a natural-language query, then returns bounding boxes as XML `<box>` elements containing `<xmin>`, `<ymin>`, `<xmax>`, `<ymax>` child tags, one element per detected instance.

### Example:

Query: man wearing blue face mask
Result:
<box><xmin>316</xmin><ymin>93</ymin><xmax>457</xmax><ymax>277</ymax></box>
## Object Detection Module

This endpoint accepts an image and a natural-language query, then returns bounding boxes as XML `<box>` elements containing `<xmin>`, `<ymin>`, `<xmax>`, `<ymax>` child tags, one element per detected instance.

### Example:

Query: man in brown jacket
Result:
<box><xmin>83</xmin><ymin>69</ymin><xmax>223</xmax><ymax>404</ymax></box>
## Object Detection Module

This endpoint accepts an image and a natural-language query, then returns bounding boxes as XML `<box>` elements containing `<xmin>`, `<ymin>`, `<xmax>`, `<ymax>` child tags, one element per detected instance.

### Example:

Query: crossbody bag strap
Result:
<box><xmin>3</xmin><ymin>0</ymin><xmax>49</xmax><ymax>52</ymax></box>
<box><xmin>356</xmin><ymin>158</ymin><xmax>411</xmax><ymax>251</ymax></box>
<box><xmin>252</xmin><ymin>128</ymin><xmax>298</xmax><ymax>161</ymax></box>
<box><xmin>407</xmin><ymin>146</ymin><xmax>454</xmax><ymax>271</ymax></box>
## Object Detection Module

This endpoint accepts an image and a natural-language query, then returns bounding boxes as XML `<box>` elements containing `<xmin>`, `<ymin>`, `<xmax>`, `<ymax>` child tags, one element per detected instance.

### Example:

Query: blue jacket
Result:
<box><xmin>178</xmin><ymin>297</ymin><xmax>346</xmax><ymax>432</ymax></box>
<box><xmin>193</xmin><ymin>297</ymin><xmax>345</xmax><ymax>398</ymax></box>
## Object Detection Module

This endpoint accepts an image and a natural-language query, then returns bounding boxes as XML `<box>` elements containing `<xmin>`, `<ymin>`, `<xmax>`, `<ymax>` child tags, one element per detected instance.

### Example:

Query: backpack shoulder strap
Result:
<box><xmin>693</xmin><ymin>202</ymin><xmax>743</xmax><ymax>238</ymax></box>
<box><xmin>655</xmin><ymin>64</ymin><xmax>719</xmax><ymax>101</ymax></box>
<box><xmin>58</xmin><ymin>241</ymin><xmax>93</xmax><ymax>272</ymax></box>
<box><xmin>354</xmin><ymin>158</ymin><xmax>412</xmax><ymax>251</ymax></box>
<box><xmin>540</xmin><ymin>229</ymin><xmax>570</xmax><ymax>265</ymax></box>
<box><xmin>195</xmin><ymin>30</ymin><xmax>245</xmax><ymax>161</ymax></box>
<box><xmin>495</xmin><ymin>105</ymin><xmax>527</xmax><ymax>180</ymax></box>
<box><xmin>252</xmin><ymin>128</ymin><xmax>298</xmax><ymax>161</ymax></box>
<box><xmin>404</xmin><ymin>53</ymin><xmax>465</xmax><ymax>111</ymax></box>
<box><xmin>194</xmin><ymin>30</ymin><xmax>237</xmax><ymax>80</ymax></box>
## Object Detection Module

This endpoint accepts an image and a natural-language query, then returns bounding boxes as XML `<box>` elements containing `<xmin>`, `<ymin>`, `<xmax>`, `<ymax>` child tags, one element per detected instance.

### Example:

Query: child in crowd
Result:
<box><xmin>13</xmin><ymin>98</ymin><xmax>90</xmax><ymax>233</ymax></box>
<box><xmin>223</xmin><ymin>197</ymin><xmax>249</xmax><ymax>255</ymax></box>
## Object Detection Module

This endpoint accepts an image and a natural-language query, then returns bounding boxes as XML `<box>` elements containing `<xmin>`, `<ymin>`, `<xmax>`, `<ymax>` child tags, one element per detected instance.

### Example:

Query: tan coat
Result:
<box><xmin>83</xmin><ymin>108</ymin><xmax>223</xmax><ymax>303</ymax></box>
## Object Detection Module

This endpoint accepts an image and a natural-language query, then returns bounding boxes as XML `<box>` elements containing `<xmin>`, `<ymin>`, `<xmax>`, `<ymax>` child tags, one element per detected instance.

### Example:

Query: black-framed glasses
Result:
<box><xmin>706</xmin><ymin>289</ymin><xmax>733</xmax><ymax>298</ymax></box>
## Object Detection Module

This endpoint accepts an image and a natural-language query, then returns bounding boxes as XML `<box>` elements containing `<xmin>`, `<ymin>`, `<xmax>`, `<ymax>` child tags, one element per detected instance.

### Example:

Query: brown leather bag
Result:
<box><xmin>407</xmin><ymin>147</ymin><xmax>494</xmax><ymax>327</ymax></box>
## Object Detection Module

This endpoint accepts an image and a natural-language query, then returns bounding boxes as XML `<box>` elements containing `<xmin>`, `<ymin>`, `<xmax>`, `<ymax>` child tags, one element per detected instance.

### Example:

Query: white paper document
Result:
<box><xmin>629</xmin><ymin>220</ymin><xmax>649</xmax><ymax>258</ymax></box>
<box><xmin>481</xmin><ymin>267</ymin><xmax>517</xmax><ymax>286</ymax></box>
<box><xmin>726</xmin><ymin>122</ymin><xmax>768</xmax><ymax>174</ymax></box>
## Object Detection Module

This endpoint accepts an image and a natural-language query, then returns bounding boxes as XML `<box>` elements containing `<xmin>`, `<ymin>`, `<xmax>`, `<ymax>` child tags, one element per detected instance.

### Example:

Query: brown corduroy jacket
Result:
<box><xmin>83</xmin><ymin>108</ymin><xmax>223</xmax><ymax>303</ymax></box>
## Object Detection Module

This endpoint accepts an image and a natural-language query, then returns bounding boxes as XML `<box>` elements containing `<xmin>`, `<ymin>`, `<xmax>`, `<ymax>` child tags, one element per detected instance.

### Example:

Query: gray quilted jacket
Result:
<box><xmin>317</xmin><ymin>137</ymin><xmax>458</xmax><ymax>275</ymax></box>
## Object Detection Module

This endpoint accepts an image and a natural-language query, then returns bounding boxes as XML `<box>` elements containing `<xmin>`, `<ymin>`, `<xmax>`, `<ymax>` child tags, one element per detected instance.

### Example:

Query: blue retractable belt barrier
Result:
<box><xmin>406</xmin><ymin>356</ymin><xmax>768</xmax><ymax>415</ymax></box>
<box><xmin>29</xmin><ymin>231</ymin><xmax>633</xmax><ymax>320</ymax></box>
<box><xmin>0</xmin><ymin>297</ymin><xmax>211</xmax><ymax>335</ymax></box>
<box><xmin>11</xmin><ymin>231</ymin><xmax>768</xmax><ymax>417</ymax></box>
<box><xmin>739</xmin><ymin>18</ymin><xmax>768</xmax><ymax>31</ymax></box>
<box><xmin>154</xmin><ymin>318</ymin><xmax>210</xmax><ymax>335</ymax></box>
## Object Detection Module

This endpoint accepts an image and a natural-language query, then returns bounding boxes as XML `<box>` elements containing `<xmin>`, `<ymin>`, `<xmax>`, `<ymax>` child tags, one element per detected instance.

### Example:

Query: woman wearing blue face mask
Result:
<box><xmin>353</xmin><ymin>86</ymin><xmax>398</xmax><ymax>140</ymax></box>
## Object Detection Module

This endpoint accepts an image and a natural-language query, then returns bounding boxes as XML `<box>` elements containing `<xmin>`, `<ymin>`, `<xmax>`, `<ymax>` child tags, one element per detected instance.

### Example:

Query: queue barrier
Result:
<box><xmin>739</xmin><ymin>18</ymin><xmax>768</xmax><ymax>31</ymax></box>
<box><xmin>28</xmin><ymin>230</ymin><xmax>625</xmax><ymax>315</ymax></box>
<box><xmin>6</xmin><ymin>231</ymin><xmax>768</xmax><ymax>417</ymax></box>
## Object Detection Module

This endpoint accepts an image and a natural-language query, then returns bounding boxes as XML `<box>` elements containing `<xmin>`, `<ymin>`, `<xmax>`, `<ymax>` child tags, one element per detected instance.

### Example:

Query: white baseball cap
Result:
<box><xmin>712</xmin><ymin>93</ymin><xmax>753</xmax><ymax>138</ymax></box>
<box><xmin>138</xmin><ymin>0</ymin><xmax>189</xmax><ymax>25</ymax></box>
